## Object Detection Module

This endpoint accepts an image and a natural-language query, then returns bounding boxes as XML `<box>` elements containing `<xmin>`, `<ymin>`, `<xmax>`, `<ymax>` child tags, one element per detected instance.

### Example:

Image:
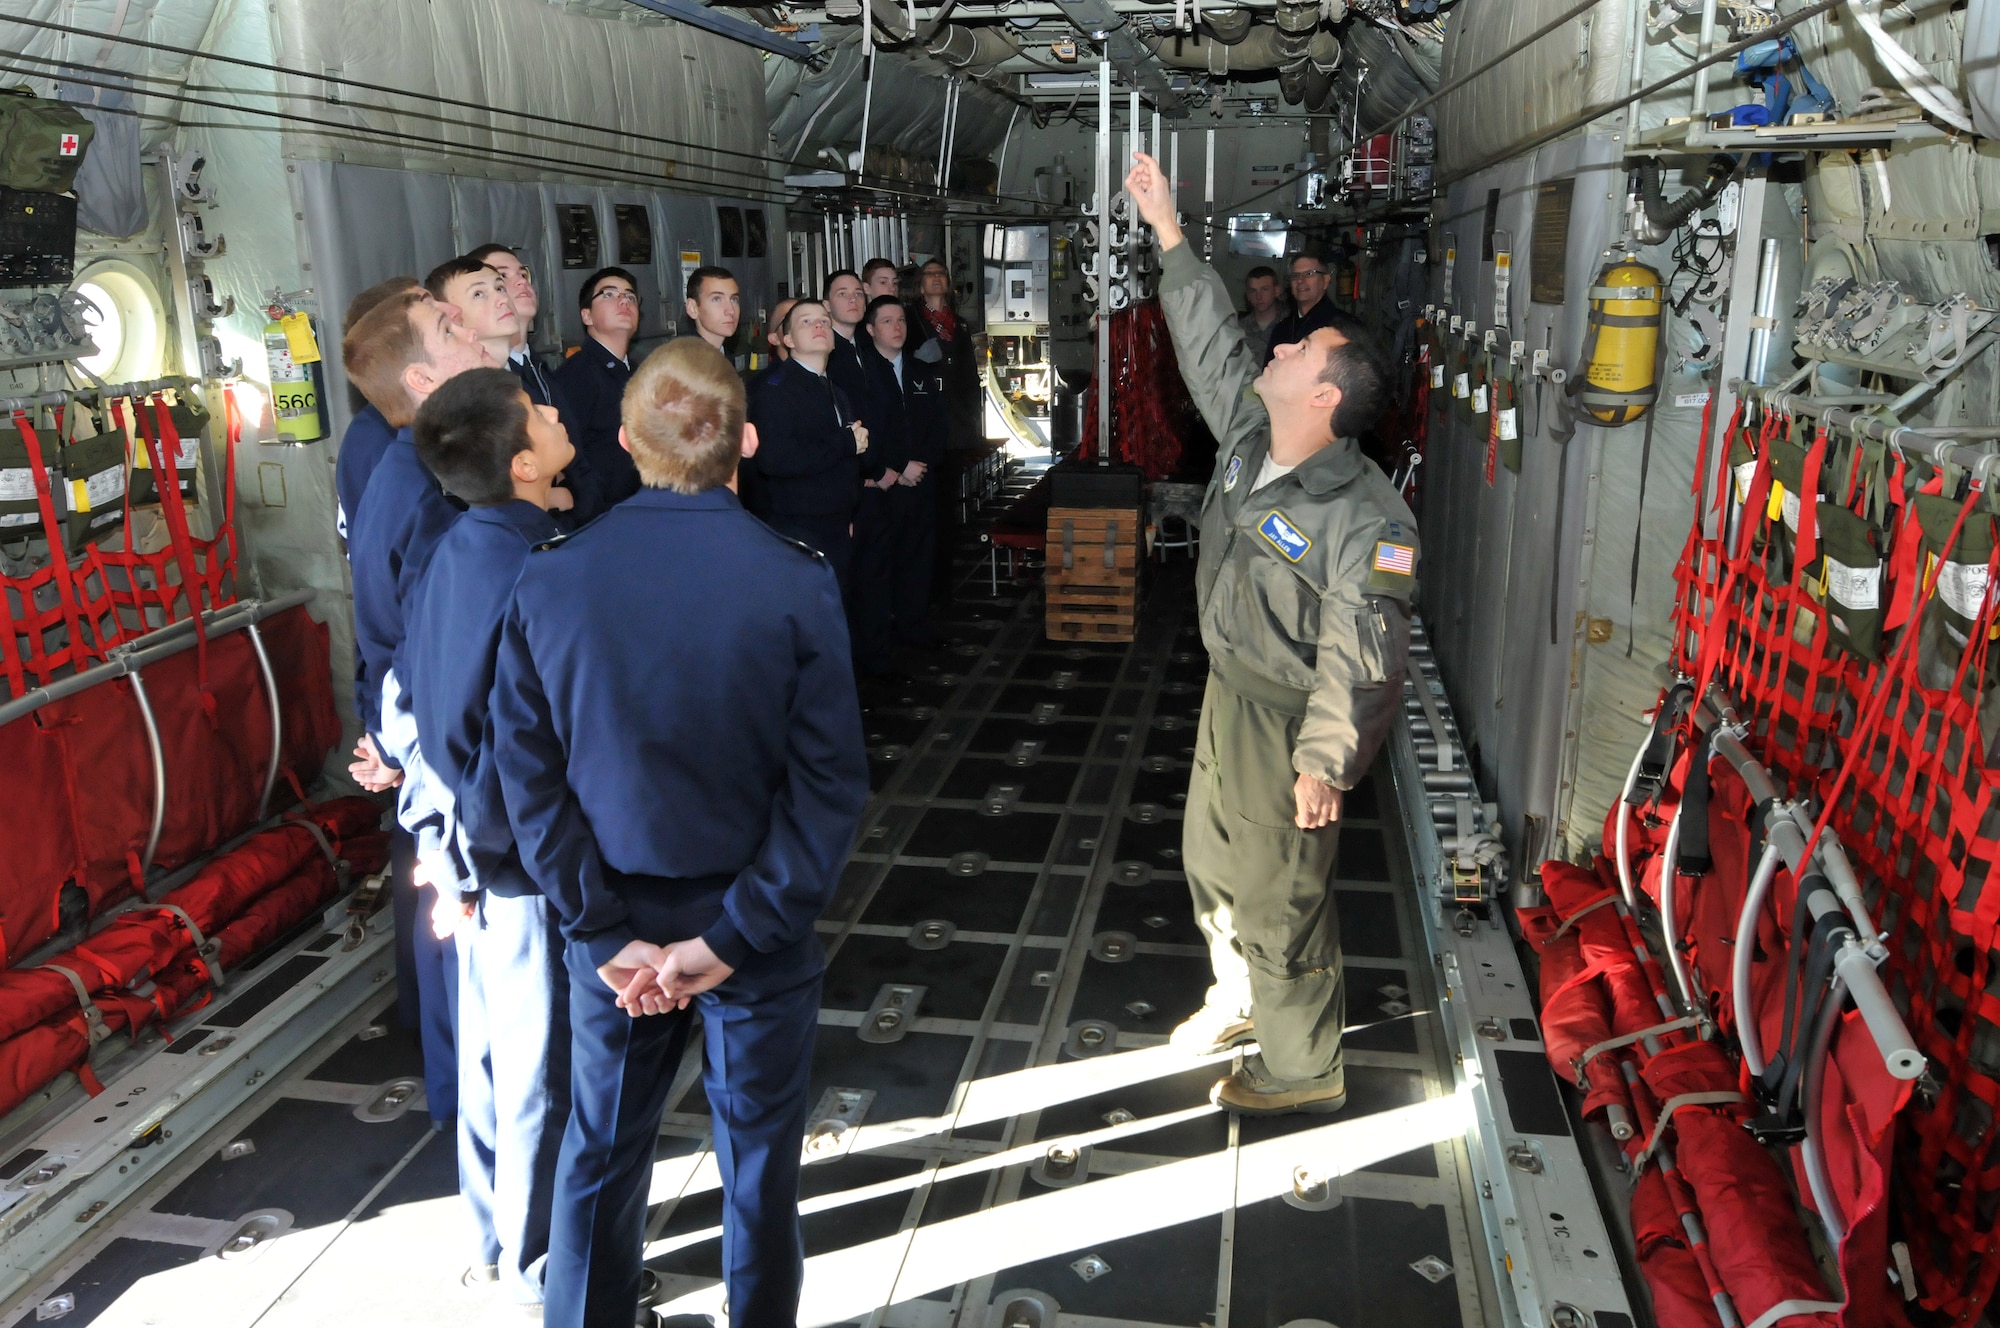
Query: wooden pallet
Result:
<box><xmin>1045</xmin><ymin>507</ymin><xmax>1139</xmax><ymax>642</ymax></box>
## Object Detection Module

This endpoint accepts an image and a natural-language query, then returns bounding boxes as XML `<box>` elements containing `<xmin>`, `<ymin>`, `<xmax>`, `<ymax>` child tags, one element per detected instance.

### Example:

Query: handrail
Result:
<box><xmin>0</xmin><ymin>376</ymin><xmax>194</xmax><ymax>416</ymax></box>
<box><xmin>0</xmin><ymin>589</ymin><xmax>315</xmax><ymax>730</ymax></box>
<box><xmin>1705</xmin><ymin>694</ymin><xmax>1924</xmax><ymax>1082</ymax></box>
<box><xmin>1741</xmin><ymin>383</ymin><xmax>2000</xmax><ymax>485</ymax></box>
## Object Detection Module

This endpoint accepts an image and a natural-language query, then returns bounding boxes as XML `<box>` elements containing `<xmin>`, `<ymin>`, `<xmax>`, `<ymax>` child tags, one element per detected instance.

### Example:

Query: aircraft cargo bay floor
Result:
<box><xmin>8</xmin><ymin>466</ymin><xmax>1499</xmax><ymax>1328</ymax></box>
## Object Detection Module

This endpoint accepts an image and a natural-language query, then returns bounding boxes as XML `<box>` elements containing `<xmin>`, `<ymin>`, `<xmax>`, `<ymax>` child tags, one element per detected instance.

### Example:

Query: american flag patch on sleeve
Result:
<box><xmin>1373</xmin><ymin>541</ymin><xmax>1416</xmax><ymax>575</ymax></box>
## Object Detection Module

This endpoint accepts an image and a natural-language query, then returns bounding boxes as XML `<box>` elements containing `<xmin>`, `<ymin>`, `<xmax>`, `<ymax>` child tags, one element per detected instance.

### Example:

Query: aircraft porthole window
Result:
<box><xmin>719</xmin><ymin>206</ymin><xmax>745</xmax><ymax>259</ymax></box>
<box><xmin>69</xmin><ymin>263</ymin><xmax>165</xmax><ymax>385</ymax></box>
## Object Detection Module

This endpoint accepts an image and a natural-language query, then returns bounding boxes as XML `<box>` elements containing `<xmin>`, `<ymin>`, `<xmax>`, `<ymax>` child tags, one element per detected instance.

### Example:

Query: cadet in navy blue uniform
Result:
<box><xmin>858</xmin><ymin>294</ymin><xmax>944</xmax><ymax>655</ymax></box>
<box><xmin>746</xmin><ymin>299</ymin><xmax>871</xmax><ymax>589</ymax></box>
<box><xmin>401</xmin><ymin>369</ymin><xmax>575</xmax><ymax>1307</ymax></box>
<box><xmin>342</xmin><ymin>286</ymin><xmax>494</xmax><ymax>1128</ymax></box>
<box><xmin>485</xmin><ymin>337</ymin><xmax>868</xmax><ymax>1328</ymax></box>
<box><xmin>466</xmin><ymin>244</ymin><xmax>562</xmax><ymax>407</ymax></box>
<box><xmin>552</xmin><ymin>266</ymin><xmax>641</xmax><ymax>523</ymax></box>
<box><xmin>334</xmin><ymin>275</ymin><xmax>422</xmax><ymax>543</ymax></box>
<box><xmin>827</xmin><ymin>271</ymin><xmax>901</xmax><ymax>671</ymax></box>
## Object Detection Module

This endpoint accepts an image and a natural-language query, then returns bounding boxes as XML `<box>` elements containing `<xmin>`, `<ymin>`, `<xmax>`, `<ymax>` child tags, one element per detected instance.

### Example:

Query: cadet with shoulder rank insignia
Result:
<box><xmin>1126</xmin><ymin>151</ymin><xmax>1418</xmax><ymax>1117</ymax></box>
<box><xmin>487</xmin><ymin>338</ymin><xmax>869</xmax><ymax>1328</ymax></box>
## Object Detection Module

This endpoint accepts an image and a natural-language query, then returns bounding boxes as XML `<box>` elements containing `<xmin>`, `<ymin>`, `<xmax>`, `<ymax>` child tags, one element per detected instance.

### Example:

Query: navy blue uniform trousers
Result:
<box><xmin>388</xmin><ymin>825</ymin><xmax>459</xmax><ymax>1127</ymax></box>
<box><xmin>543</xmin><ymin>881</ymin><xmax>822</xmax><ymax>1328</ymax></box>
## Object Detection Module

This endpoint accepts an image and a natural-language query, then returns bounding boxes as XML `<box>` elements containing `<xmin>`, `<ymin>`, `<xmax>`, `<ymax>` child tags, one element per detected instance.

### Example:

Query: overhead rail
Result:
<box><xmin>0</xmin><ymin>590</ymin><xmax>317</xmax><ymax>880</ymax></box>
<box><xmin>1735</xmin><ymin>383</ymin><xmax>2000</xmax><ymax>482</ymax></box>
<box><xmin>0</xmin><ymin>375</ymin><xmax>192</xmax><ymax>416</ymax></box>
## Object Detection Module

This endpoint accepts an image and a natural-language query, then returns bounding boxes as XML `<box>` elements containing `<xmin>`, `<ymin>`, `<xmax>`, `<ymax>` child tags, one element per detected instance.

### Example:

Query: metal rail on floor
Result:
<box><xmin>0</xmin><ymin>904</ymin><xmax>397</xmax><ymax>1315</ymax></box>
<box><xmin>1389</xmin><ymin>615</ymin><xmax>1636</xmax><ymax>1328</ymax></box>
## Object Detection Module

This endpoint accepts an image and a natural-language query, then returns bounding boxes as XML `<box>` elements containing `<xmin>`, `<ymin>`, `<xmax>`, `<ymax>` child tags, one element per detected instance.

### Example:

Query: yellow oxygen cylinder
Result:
<box><xmin>263</xmin><ymin>310</ymin><xmax>326</xmax><ymax>443</ymax></box>
<box><xmin>1579</xmin><ymin>259</ymin><xmax>1662</xmax><ymax>426</ymax></box>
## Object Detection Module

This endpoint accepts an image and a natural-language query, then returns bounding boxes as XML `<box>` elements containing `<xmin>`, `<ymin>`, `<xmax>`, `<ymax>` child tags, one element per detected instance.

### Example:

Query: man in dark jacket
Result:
<box><xmin>479</xmin><ymin>338</ymin><xmax>868</xmax><ymax>1328</ymax></box>
<box><xmin>552</xmin><ymin>266</ymin><xmax>641</xmax><ymax>522</ymax></box>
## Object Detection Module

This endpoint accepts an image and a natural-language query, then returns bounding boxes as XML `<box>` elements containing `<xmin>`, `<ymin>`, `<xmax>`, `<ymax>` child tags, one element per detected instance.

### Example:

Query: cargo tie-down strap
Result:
<box><xmin>1572</xmin><ymin>1015</ymin><xmax>1704</xmax><ymax>1089</ymax></box>
<box><xmin>1631</xmin><ymin>1089</ymin><xmax>1748</xmax><ymax>1173</ymax></box>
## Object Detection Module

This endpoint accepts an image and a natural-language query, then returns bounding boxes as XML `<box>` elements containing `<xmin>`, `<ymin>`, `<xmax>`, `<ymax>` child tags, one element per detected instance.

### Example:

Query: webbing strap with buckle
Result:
<box><xmin>1632</xmin><ymin>1089</ymin><xmax>1747</xmax><ymax>1172</ymax></box>
<box><xmin>1552</xmin><ymin>891</ymin><xmax>1618</xmax><ymax>940</ymax></box>
<box><xmin>41</xmin><ymin>963</ymin><xmax>112</xmax><ymax>1045</ymax></box>
<box><xmin>153</xmin><ymin>903</ymin><xmax>224</xmax><ymax>986</ymax></box>
<box><xmin>1410</xmin><ymin>674</ymin><xmax>1455</xmax><ymax>772</ymax></box>
<box><xmin>1572</xmin><ymin>1015</ymin><xmax>1704</xmax><ymax>1086</ymax></box>
<box><xmin>283</xmin><ymin>815</ymin><xmax>350</xmax><ymax>891</ymax></box>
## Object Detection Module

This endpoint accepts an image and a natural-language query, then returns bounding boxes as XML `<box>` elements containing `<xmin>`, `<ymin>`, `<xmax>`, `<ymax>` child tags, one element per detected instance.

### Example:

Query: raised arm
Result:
<box><xmin>1125</xmin><ymin>152</ymin><xmax>1268</xmax><ymax>460</ymax></box>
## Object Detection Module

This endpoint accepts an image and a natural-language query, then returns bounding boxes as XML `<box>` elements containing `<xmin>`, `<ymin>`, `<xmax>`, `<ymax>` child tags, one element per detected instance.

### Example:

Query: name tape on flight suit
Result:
<box><xmin>1258</xmin><ymin>511</ymin><xmax>1312</xmax><ymax>562</ymax></box>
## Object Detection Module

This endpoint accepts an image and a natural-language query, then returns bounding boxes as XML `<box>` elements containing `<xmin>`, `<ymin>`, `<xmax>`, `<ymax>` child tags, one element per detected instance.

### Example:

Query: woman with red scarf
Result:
<box><xmin>913</xmin><ymin>259</ymin><xmax>982</xmax><ymax>449</ymax></box>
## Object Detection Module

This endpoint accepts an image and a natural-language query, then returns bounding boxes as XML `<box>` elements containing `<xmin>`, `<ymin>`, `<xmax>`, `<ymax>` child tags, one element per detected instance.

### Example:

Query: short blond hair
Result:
<box><xmin>622</xmin><ymin>338</ymin><xmax>745</xmax><ymax>494</ymax></box>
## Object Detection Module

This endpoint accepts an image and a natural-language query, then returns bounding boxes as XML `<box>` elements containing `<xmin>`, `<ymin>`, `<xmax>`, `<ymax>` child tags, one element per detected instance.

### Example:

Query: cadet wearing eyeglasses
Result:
<box><xmin>554</xmin><ymin>266</ymin><xmax>643</xmax><ymax>521</ymax></box>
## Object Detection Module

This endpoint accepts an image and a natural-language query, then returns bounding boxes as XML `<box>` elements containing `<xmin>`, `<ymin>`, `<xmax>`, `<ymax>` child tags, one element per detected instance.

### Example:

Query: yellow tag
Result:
<box><xmin>70</xmin><ymin>479</ymin><xmax>90</xmax><ymax>513</ymax></box>
<box><xmin>1766</xmin><ymin>480</ymin><xmax>1785</xmax><ymax>524</ymax></box>
<box><xmin>280</xmin><ymin>311</ymin><xmax>322</xmax><ymax>364</ymax></box>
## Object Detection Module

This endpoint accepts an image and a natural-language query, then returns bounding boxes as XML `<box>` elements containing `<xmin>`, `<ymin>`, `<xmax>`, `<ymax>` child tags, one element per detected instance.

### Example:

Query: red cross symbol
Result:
<box><xmin>59</xmin><ymin>134</ymin><xmax>79</xmax><ymax>156</ymax></box>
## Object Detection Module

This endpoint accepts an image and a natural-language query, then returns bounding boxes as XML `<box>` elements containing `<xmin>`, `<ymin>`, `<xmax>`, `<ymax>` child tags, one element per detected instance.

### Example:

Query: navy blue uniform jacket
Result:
<box><xmin>349</xmin><ymin>429</ymin><xmax>460</xmax><ymax>738</ymax></box>
<box><xmin>830</xmin><ymin>334</ymin><xmax>894</xmax><ymax>484</ymax></box>
<box><xmin>747</xmin><ymin>358</ymin><xmax>863</xmax><ymax>520</ymax></box>
<box><xmin>508</xmin><ymin>349</ymin><xmax>561</xmax><ymax>409</ymax></box>
<box><xmin>485</xmin><ymin>486</ymin><xmax>869</xmax><ymax>971</ymax></box>
<box><xmin>404</xmin><ymin>501</ymin><xmax>559</xmax><ymax>896</ymax></box>
<box><xmin>551</xmin><ymin>336</ymin><xmax>637</xmax><ymax>523</ymax></box>
<box><xmin>334</xmin><ymin>402</ymin><xmax>396</xmax><ymax>544</ymax></box>
<box><xmin>861</xmin><ymin>346</ymin><xmax>947</xmax><ymax>473</ymax></box>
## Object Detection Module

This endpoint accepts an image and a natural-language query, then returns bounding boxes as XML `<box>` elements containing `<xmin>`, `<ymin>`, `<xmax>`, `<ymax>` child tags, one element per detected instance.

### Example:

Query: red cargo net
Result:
<box><xmin>1667</xmin><ymin>396</ymin><xmax>2000</xmax><ymax>1323</ymax></box>
<box><xmin>1</xmin><ymin>390</ymin><xmax>241</xmax><ymax>699</ymax></box>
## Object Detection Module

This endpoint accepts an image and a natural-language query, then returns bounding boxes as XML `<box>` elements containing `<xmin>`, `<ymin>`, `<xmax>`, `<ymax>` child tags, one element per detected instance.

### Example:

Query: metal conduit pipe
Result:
<box><xmin>926</xmin><ymin>23</ymin><xmax>1021</xmax><ymax>75</ymax></box>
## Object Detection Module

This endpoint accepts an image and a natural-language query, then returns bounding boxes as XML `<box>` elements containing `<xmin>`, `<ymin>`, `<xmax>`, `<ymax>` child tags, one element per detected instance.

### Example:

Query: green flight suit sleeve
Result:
<box><xmin>1157</xmin><ymin>241</ymin><xmax>1268</xmax><ymax>464</ymax></box>
<box><xmin>1295</xmin><ymin>519</ymin><xmax>1416</xmax><ymax>790</ymax></box>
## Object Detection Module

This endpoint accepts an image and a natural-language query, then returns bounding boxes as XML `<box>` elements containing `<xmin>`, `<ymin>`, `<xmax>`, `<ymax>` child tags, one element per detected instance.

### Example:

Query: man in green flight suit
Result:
<box><xmin>1126</xmin><ymin>152</ymin><xmax>1420</xmax><ymax>1116</ymax></box>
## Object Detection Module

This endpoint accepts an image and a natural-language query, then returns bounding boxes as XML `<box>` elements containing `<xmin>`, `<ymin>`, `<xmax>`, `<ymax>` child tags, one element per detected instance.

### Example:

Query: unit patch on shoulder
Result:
<box><xmin>1223</xmin><ymin>455</ymin><xmax>1243</xmax><ymax>492</ymax></box>
<box><xmin>1258</xmin><ymin>510</ymin><xmax>1312</xmax><ymax>562</ymax></box>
